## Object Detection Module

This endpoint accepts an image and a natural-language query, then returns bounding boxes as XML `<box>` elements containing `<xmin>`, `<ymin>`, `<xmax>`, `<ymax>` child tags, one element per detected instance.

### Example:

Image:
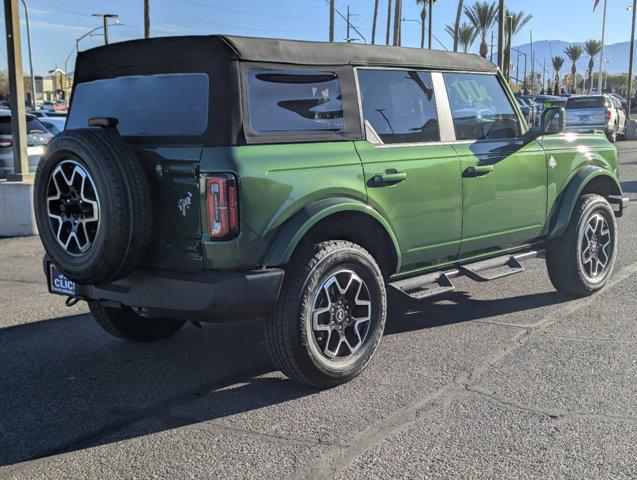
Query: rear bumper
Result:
<box><xmin>44</xmin><ymin>255</ymin><xmax>284</xmax><ymax>322</ymax></box>
<box><xmin>565</xmin><ymin>124</ymin><xmax>611</xmax><ymax>133</ymax></box>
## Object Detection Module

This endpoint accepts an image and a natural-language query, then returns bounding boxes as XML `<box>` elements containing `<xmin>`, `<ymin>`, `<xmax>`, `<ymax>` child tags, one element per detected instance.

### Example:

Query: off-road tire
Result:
<box><xmin>34</xmin><ymin>128</ymin><xmax>152</xmax><ymax>284</ymax></box>
<box><xmin>546</xmin><ymin>194</ymin><xmax>617</xmax><ymax>298</ymax></box>
<box><xmin>90</xmin><ymin>301</ymin><xmax>186</xmax><ymax>342</ymax></box>
<box><xmin>606</xmin><ymin>125</ymin><xmax>617</xmax><ymax>143</ymax></box>
<box><xmin>265</xmin><ymin>240</ymin><xmax>387</xmax><ymax>388</ymax></box>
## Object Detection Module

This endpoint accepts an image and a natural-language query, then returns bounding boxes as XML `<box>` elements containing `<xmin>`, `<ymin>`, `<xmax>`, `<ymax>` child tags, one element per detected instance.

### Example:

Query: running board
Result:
<box><xmin>390</xmin><ymin>249</ymin><xmax>544</xmax><ymax>300</ymax></box>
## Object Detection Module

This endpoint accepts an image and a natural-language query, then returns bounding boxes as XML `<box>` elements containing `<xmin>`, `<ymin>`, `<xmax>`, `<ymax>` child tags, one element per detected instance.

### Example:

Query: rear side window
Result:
<box><xmin>565</xmin><ymin>97</ymin><xmax>606</xmax><ymax>109</ymax></box>
<box><xmin>247</xmin><ymin>69</ymin><xmax>344</xmax><ymax>133</ymax></box>
<box><xmin>357</xmin><ymin>69</ymin><xmax>439</xmax><ymax>144</ymax></box>
<box><xmin>0</xmin><ymin>116</ymin><xmax>48</xmax><ymax>134</ymax></box>
<box><xmin>444</xmin><ymin>73</ymin><xmax>521</xmax><ymax>141</ymax></box>
<box><xmin>67</xmin><ymin>73</ymin><xmax>209</xmax><ymax>136</ymax></box>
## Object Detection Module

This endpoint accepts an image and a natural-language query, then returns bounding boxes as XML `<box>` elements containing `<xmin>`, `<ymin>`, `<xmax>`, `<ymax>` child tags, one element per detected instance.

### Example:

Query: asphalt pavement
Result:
<box><xmin>0</xmin><ymin>142</ymin><xmax>635</xmax><ymax>479</ymax></box>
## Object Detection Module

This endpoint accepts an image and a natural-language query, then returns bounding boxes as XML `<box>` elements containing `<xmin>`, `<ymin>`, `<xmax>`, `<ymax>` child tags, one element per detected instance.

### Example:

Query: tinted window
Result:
<box><xmin>357</xmin><ymin>69</ymin><xmax>439</xmax><ymax>144</ymax></box>
<box><xmin>565</xmin><ymin>96</ymin><xmax>606</xmax><ymax>109</ymax></box>
<box><xmin>0</xmin><ymin>116</ymin><xmax>48</xmax><ymax>134</ymax></box>
<box><xmin>444</xmin><ymin>73</ymin><xmax>521</xmax><ymax>140</ymax></box>
<box><xmin>247</xmin><ymin>69</ymin><xmax>344</xmax><ymax>133</ymax></box>
<box><xmin>67</xmin><ymin>73</ymin><xmax>209</xmax><ymax>136</ymax></box>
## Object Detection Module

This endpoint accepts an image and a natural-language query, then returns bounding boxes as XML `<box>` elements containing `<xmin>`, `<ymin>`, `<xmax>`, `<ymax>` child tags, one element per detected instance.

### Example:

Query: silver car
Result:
<box><xmin>0</xmin><ymin>111</ymin><xmax>53</xmax><ymax>178</ymax></box>
<box><xmin>565</xmin><ymin>95</ymin><xmax>626</xmax><ymax>143</ymax></box>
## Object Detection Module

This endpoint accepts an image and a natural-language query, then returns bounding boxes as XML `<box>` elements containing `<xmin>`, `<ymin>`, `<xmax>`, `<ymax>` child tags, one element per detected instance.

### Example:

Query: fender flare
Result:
<box><xmin>262</xmin><ymin>197</ymin><xmax>402</xmax><ymax>271</ymax></box>
<box><xmin>548</xmin><ymin>167</ymin><xmax>622</xmax><ymax>239</ymax></box>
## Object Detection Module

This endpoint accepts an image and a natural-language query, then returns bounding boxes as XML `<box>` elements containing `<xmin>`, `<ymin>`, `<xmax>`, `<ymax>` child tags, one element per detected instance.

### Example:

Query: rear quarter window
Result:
<box><xmin>67</xmin><ymin>73</ymin><xmax>209</xmax><ymax>136</ymax></box>
<box><xmin>246</xmin><ymin>69</ymin><xmax>344</xmax><ymax>133</ymax></box>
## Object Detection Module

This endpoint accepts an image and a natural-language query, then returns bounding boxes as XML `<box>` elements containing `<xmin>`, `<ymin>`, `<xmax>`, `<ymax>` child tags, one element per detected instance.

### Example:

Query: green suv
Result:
<box><xmin>34</xmin><ymin>36</ymin><xmax>628</xmax><ymax>387</ymax></box>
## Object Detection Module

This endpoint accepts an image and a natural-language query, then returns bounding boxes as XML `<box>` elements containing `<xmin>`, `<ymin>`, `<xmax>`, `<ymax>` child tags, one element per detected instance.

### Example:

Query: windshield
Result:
<box><xmin>566</xmin><ymin>97</ymin><xmax>606</xmax><ymax>109</ymax></box>
<box><xmin>67</xmin><ymin>73</ymin><xmax>209</xmax><ymax>136</ymax></box>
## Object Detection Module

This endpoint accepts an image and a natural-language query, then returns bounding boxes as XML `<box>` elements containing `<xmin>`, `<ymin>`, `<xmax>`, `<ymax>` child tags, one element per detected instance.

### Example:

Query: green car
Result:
<box><xmin>34</xmin><ymin>36</ymin><xmax>629</xmax><ymax>387</ymax></box>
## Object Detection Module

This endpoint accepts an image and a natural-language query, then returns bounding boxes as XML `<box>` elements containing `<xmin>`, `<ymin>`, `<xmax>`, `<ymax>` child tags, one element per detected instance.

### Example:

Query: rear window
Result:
<box><xmin>246</xmin><ymin>69</ymin><xmax>344</xmax><ymax>133</ymax></box>
<box><xmin>67</xmin><ymin>73</ymin><xmax>209</xmax><ymax>136</ymax></box>
<box><xmin>565</xmin><ymin>97</ymin><xmax>606</xmax><ymax>109</ymax></box>
<box><xmin>0</xmin><ymin>116</ymin><xmax>49</xmax><ymax>135</ymax></box>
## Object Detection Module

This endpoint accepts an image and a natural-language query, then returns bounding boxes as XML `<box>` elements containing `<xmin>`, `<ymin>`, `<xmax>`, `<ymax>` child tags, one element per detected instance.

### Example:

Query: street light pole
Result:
<box><xmin>20</xmin><ymin>0</ymin><xmax>36</xmax><ymax>110</ymax></box>
<box><xmin>628</xmin><ymin>0</ymin><xmax>636</xmax><ymax>119</ymax></box>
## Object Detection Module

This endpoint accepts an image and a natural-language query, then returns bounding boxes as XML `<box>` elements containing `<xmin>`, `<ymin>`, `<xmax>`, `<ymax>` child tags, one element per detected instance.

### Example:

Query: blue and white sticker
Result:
<box><xmin>49</xmin><ymin>264</ymin><xmax>76</xmax><ymax>295</ymax></box>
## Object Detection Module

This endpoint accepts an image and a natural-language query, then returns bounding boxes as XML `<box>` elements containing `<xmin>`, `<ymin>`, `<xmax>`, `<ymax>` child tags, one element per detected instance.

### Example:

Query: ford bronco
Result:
<box><xmin>34</xmin><ymin>36</ymin><xmax>629</xmax><ymax>387</ymax></box>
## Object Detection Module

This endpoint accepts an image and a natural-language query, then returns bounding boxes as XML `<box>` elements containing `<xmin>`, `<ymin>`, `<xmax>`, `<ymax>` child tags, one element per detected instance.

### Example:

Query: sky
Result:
<box><xmin>0</xmin><ymin>0</ymin><xmax>635</xmax><ymax>76</ymax></box>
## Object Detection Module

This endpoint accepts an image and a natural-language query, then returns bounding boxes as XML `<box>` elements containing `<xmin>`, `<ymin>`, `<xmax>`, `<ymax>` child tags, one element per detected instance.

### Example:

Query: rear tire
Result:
<box><xmin>265</xmin><ymin>240</ymin><xmax>387</xmax><ymax>388</ymax></box>
<box><xmin>606</xmin><ymin>126</ymin><xmax>617</xmax><ymax>143</ymax></box>
<box><xmin>90</xmin><ymin>301</ymin><xmax>186</xmax><ymax>342</ymax></box>
<box><xmin>546</xmin><ymin>194</ymin><xmax>617</xmax><ymax>298</ymax></box>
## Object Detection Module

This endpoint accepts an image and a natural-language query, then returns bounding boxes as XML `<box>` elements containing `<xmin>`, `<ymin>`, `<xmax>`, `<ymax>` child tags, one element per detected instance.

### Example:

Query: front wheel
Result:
<box><xmin>265</xmin><ymin>240</ymin><xmax>387</xmax><ymax>388</ymax></box>
<box><xmin>546</xmin><ymin>194</ymin><xmax>617</xmax><ymax>298</ymax></box>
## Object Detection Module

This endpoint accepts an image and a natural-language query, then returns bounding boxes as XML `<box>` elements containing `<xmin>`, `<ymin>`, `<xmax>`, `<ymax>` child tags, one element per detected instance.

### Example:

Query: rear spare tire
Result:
<box><xmin>34</xmin><ymin>128</ymin><xmax>152</xmax><ymax>284</ymax></box>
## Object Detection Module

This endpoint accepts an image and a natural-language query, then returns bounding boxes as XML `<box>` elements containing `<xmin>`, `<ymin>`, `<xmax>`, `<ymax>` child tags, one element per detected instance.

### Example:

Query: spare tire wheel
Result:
<box><xmin>34</xmin><ymin>128</ymin><xmax>152</xmax><ymax>284</ymax></box>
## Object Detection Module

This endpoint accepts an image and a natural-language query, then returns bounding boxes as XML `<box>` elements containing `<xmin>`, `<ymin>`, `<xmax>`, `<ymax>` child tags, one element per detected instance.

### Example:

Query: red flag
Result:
<box><xmin>593</xmin><ymin>0</ymin><xmax>600</xmax><ymax>10</ymax></box>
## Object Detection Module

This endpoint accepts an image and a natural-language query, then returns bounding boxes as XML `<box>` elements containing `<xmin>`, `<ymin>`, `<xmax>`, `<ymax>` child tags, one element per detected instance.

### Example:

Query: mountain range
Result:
<box><xmin>510</xmin><ymin>39</ymin><xmax>636</xmax><ymax>78</ymax></box>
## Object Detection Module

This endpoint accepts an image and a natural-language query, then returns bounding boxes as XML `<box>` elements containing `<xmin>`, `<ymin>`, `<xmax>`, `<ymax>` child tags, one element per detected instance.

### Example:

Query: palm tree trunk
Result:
<box><xmin>371</xmin><ymin>0</ymin><xmax>379</xmax><ymax>44</ymax></box>
<box><xmin>329</xmin><ymin>0</ymin><xmax>335</xmax><ymax>42</ymax></box>
<box><xmin>393</xmin><ymin>0</ymin><xmax>402</xmax><ymax>46</ymax></box>
<box><xmin>571</xmin><ymin>63</ymin><xmax>577</xmax><ymax>93</ymax></box>
<box><xmin>386</xmin><ymin>0</ymin><xmax>392</xmax><ymax>45</ymax></box>
<box><xmin>453</xmin><ymin>0</ymin><xmax>464</xmax><ymax>52</ymax></box>
<box><xmin>480</xmin><ymin>36</ymin><xmax>488</xmax><ymax>58</ymax></box>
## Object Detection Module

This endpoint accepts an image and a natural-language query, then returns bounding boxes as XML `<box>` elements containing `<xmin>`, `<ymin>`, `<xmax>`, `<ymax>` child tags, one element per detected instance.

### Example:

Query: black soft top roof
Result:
<box><xmin>75</xmin><ymin>34</ymin><xmax>497</xmax><ymax>76</ymax></box>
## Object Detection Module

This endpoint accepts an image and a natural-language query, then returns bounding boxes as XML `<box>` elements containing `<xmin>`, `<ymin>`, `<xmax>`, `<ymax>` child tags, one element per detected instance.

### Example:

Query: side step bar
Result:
<box><xmin>390</xmin><ymin>249</ymin><xmax>544</xmax><ymax>300</ymax></box>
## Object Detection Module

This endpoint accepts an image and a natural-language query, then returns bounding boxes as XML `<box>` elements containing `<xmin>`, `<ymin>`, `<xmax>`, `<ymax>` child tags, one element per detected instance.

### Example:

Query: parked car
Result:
<box><xmin>565</xmin><ymin>95</ymin><xmax>626</xmax><ymax>142</ymax></box>
<box><xmin>0</xmin><ymin>110</ymin><xmax>53</xmax><ymax>178</ymax></box>
<box><xmin>526</xmin><ymin>95</ymin><xmax>563</xmax><ymax>127</ymax></box>
<box><xmin>41</xmin><ymin>101</ymin><xmax>57</xmax><ymax>112</ymax></box>
<box><xmin>609</xmin><ymin>93</ymin><xmax>628</xmax><ymax>110</ymax></box>
<box><xmin>516</xmin><ymin>97</ymin><xmax>533</xmax><ymax>125</ymax></box>
<box><xmin>34</xmin><ymin>35</ymin><xmax>628</xmax><ymax>388</ymax></box>
<box><xmin>39</xmin><ymin>116</ymin><xmax>66</xmax><ymax>135</ymax></box>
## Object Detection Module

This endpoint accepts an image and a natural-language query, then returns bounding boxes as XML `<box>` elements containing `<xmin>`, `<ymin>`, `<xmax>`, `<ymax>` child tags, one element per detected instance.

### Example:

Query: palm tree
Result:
<box><xmin>464</xmin><ymin>1</ymin><xmax>497</xmax><ymax>58</ymax></box>
<box><xmin>453</xmin><ymin>0</ymin><xmax>464</xmax><ymax>52</ymax></box>
<box><xmin>445</xmin><ymin>22</ymin><xmax>476</xmax><ymax>53</ymax></box>
<box><xmin>584</xmin><ymin>39</ymin><xmax>602</xmax><ymax>92</ymax></box>
<box><xmin>371</xmin><ymin>0</ymin><xmax>380</xmax><ymax>44</ymax></box>
<box><xmin>386</xmin><ymin>0</ymin><xmax>392</xmax><ymax>45</ymax></box>
<box><xmin>564</xmin><ymin>44</ymin><xmax>583</xmax><ymax>93</ymax></box>
<box><xmin>416</xmin><ymin>0</ymin><xmax>428</xmax><ymax>49</ymax></box>
<box><xmin>504</xmin><ymin>9</ymin><xmax>532</xmax><ymax>80</ymax></box>
<box><xmin>552</xmin><ymin>56</ymin><xmax>565</xmax><ymax>95</ymax></box>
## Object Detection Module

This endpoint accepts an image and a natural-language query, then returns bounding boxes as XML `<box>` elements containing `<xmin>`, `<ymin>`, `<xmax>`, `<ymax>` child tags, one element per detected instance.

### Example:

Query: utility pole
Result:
<box><xmin>598</xmin><ymin>0</ymin><xmax>608</xmax><ymax>92</ymax></box>
<box><xmin>92</xmin><ymin>13</ymin><xmax>119</xmax><ymax>45</ymax></box>
<box><xmin>329</xmin><ymin>0</ymin><xmax>334</xmax><ymax>42</ymax></box>
<box><xmin>371</xmin><ymin>0</ymin><xmax>379</xmax><ymax>44</ymax></box>
<box><xmin>516</xmin><ymin>49</ymin><xmax>520</xmax><ymax>86</ymax></box>
<box><xmin>497</xmin><ymin>0</ymin><xmax>505</xmax><ymax>71</ymax></box>
<box><xmin>3</xmin><ymin>0</ymin><xmax>29</xmax><ymax>181</ymax></box>
<box><xmin>346</xmin><ymin>5</ymin><xmax>351</xmax><ymax>42</ymax></box>
<box><xmin>386</xmin><ymin>0</ymin><xmax>392</xmax><ymax>45</ymax></box>
<box><xmin>628</xmin><ymin>0</ymin><xmax>636</xmax><ymax>118</ymax></box>
<box><xmin>428</xmin><ymin>0</ymin><xmax>433</xmax><ymax>49</ymax></box>
<box><xmin>530</xmin><ymin>30</ymin><xmax>534</xmax><ymax>91</ymax></box>
<box><xmin>144</xmin><ymin>0</ymin><xmax>150</xmax><ymax>38</ymax></box>
<box><xmin>392</xmin><ymin>0</ymin><xmax>402</xmax><ymax>46</ymax></box>
<box><xmin>489</xmin><ymin>30</ymin><xmax>494</xmax><ymax>62</ymax></box>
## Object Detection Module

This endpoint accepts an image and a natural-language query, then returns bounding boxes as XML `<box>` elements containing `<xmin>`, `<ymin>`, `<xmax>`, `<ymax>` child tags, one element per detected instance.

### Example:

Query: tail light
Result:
<box><xmin>206</xmin><ymin>174</ymin><xmax>239</xmax><ymax>239</ymax></box>
<box><xmin>605</xmin><ymin>109</ymin><xmax>612</xmax><ymax>120</ymax></box>
<box><xmin>0</xmin><ymin>136</ymin><xmax>12</xmax><ymax>148</ymax></box>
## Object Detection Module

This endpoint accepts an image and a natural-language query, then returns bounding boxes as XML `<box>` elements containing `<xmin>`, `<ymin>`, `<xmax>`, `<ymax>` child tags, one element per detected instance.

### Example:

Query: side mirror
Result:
<box><xmin>540</xmin><ymin>106</ymin><xmax>566</xmax><ymax>135</ymax></box>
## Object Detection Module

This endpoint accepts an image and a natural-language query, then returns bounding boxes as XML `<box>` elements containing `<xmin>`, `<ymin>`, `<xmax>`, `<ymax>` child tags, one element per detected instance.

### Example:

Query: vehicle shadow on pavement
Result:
<box><xmin>0</xmin><ymin>286</ymin><xmax>570</xmax><ymax>467</ymax></box>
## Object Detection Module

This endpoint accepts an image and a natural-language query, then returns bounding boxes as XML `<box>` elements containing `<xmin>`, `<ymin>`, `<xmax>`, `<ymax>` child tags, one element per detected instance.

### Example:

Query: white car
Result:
<box><xmin>564</xmin><ymin>95</ymin><xmax>626</xmax><ymax>143</ymax></box>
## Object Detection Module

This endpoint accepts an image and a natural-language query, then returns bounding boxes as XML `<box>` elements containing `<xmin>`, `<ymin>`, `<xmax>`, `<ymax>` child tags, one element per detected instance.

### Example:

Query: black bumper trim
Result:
<box><xmin>44</xmin><ymin>256</ymin><xmax>284</xmax><ymax>322</ymax></box>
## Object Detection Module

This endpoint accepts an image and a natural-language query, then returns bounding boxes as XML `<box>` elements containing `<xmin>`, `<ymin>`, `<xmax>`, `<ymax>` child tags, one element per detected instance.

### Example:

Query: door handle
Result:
<box><xmin>464</xmin><ymin>165</ymin><xmax>494</xmax><ymax>178</ymax></box>
<box><xmin>370</xmin><ymin>170</ymin><xmax>407</xmax><ymax>186</ymax></box>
